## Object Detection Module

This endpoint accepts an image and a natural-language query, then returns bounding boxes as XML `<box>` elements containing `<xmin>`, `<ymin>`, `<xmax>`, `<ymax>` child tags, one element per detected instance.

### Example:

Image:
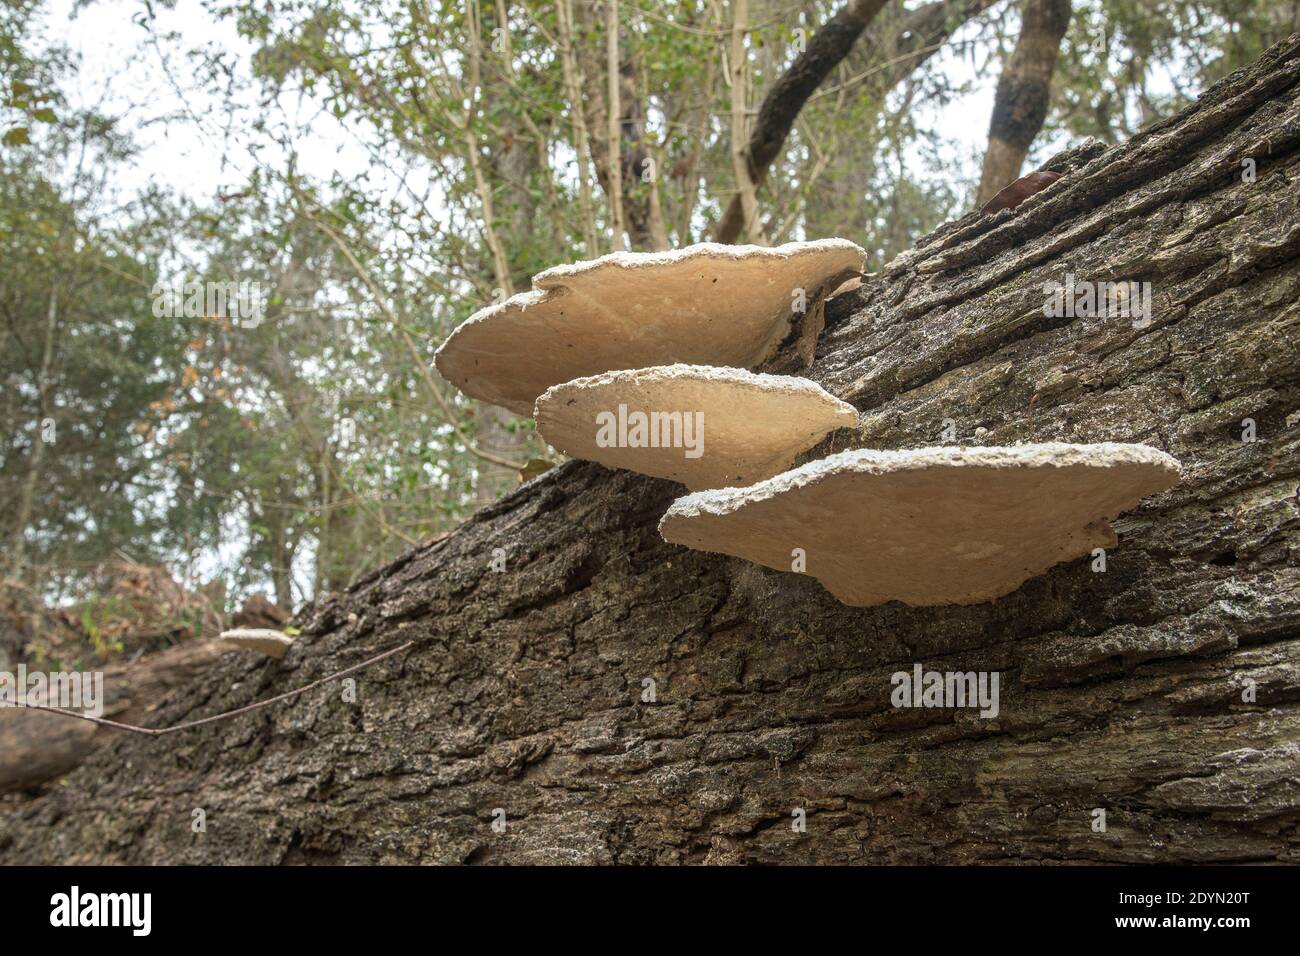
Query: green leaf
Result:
<box><xmin>3</xmin><ymin>127</ymin><xmax>30</xmax><ymax>146</ymax></box>
<box><xmin>31</xmin><ymin>108</ymin><xmax>56</xmax><ymax>124</ymax></box>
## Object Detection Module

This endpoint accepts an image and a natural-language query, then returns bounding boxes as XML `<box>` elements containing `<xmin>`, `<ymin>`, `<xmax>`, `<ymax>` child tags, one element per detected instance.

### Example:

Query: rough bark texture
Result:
<box><xmin>3</xmin><ymin>38</ymin><xmax>1300</xmax><ymax>865</ymax></box>
<box><xmin>976</xmin><ymin>0</ymin><xmax>1073</xmax><ymax>208</ymax></box>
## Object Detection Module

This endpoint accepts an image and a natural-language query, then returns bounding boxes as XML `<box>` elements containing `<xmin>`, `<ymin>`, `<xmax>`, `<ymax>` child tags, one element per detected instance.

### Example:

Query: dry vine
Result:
<box><xmin>7</xmin><ymin>641</ymin><xmax>415</xmax><ymax>737</ymax></box>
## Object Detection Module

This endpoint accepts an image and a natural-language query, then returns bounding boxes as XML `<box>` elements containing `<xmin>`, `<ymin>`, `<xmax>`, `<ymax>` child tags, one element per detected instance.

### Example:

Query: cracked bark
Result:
<box><xmin>3</xmin><ymin>37</ymin><xmax>1299</xmax><ymax>865</ymax></box>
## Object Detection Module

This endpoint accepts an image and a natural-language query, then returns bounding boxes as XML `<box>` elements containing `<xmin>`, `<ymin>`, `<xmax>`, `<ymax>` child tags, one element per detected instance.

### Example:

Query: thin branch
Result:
<box><xmin>303</xmin><ymin>206</ymin><xmax>524</xmax><ymax>471</ymax></box>
<box><xmin>728</xmin><ymin>0</ymin><xmax>763</xmax><ymax>243</ymax></box>
<box><xmin>461</xmin><ymin>0</ymin><xmax>515</xmax><ymax>291</ymax></box>
<box><xmin>714</xmin><ymin>0</ymin><xmax>890</xmax><ymax>243</ymax></box>
<box><xmin>10</xmin><ymin>642</ymin><xmax>416</xmax><ymax>737</ymax></box>
<box><xmin>606</xmin><ymin>0</ymin><xmax>626</xmax><ymax>250</ymax></box>
<box><xmin>556</xmin><ymin>0</ymin><xmax>601</xmax><ymax>254</ymax></box>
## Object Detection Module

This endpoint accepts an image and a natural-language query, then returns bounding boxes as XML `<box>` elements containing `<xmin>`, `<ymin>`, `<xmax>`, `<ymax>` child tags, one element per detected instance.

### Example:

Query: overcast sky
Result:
<box><xmin>44</xmin><ymin>0</ymin><xmax>1002</xmax><ymax>211</ymax></box>
<box><xmin>44</xmin><ymin>0</ymin><xmax>376</xmax><ymax>203</ymax></box>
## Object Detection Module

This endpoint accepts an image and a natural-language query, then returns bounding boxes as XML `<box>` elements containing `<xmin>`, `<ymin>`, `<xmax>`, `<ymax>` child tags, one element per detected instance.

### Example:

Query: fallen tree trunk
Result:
<box><xmin>3</xmin><ymin>37</ymin><xmax>1299</xmax><ymax>865</ymax></box>
<box><xmin>0</xmin><ymin>639</ymin><xmax>228</xmax><ymax>793</ymax></box>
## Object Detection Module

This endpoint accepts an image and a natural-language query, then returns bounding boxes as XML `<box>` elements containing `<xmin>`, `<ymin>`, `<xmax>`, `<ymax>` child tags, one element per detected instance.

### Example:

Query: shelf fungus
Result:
<box><xmin>658</xmin><ymin>443</ymin><xmax>1181</xmax><ymax>607</ymax></box>
<box><xmin>434</xmin><ymin>239</ymin><xmax>866</xmax><ymax>416</ymax></box>
<box><xmin>219</xmin><ymin>628</ymin><xmax>294</xmax><ymax>659</ymax></box>
<box><xmin>534</xmin><ymin>364</ymin><xmax>859</xmax><ymax>490</ymax></box>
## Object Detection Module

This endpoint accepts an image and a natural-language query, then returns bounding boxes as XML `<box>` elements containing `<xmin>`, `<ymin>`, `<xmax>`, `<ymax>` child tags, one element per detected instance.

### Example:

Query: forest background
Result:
<box><xmin>2</xmin><ymin>0</ymin><xmax>1292</xmax><ymax>645</ymax></box>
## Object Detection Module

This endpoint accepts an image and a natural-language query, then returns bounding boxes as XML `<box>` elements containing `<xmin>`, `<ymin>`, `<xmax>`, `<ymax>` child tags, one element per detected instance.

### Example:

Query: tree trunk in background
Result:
<box><xmin>579</xmin><ymin>1</ymin><xmax>668</xmax><ymax>252</ymax></box>
<box><xmin>975</xmin><ymin>0</ymin><xmax>1072</xmax><ymax>207</ymax></box>
<box><xmin>470</xmin><ymin>404</ymin><xmax>526</xmax><ymax>505</ymax></box>
<box><xmin>616</xmin><ymin>51</ymin><xmax>670</xmax><ymax>251</ymax></box>
<box><xmin>267</xmin><ymin>493</ymin><xmax>295</xmax><ymax>613</ymax></box>
<box><xmin>3</xmin><ymin>38</ymin><xmax>1299</xmax><ymax>863</ymax></box>
<box><xmin>7</xmin><ymin>287</ymin><xmax>58</xmax><ymax>581</ymax></box>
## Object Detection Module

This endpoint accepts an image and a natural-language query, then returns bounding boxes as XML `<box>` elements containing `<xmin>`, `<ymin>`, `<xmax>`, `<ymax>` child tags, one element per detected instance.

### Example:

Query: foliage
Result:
<box><xmin>0</xmin><ymin>0</ymin><xmax>1289</xmax><ymax>611</ymax></box>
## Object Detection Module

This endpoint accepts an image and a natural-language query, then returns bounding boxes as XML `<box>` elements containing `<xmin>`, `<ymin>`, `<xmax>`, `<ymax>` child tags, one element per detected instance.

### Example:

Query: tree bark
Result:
<box><xmin>3</xmin><ymin>37</ymin><xmax>1299</xmax><ymax>864</ymax></box>
<box><xmin>975</xmin><ymin>0</ymin><xmax>1073</xmax><ymax>207</ymax></box>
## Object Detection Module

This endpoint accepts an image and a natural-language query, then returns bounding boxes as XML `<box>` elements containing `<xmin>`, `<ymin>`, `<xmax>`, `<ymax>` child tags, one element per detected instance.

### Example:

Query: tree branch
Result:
<box><xmin>714</xmin><ymin>0</ymin><xmax>889</xmax><ymax>243</ymax></box>
<box><xmin>605</xmin><ymin>0</ymin><xmax>626</xmax><ymax>250</ymax></box>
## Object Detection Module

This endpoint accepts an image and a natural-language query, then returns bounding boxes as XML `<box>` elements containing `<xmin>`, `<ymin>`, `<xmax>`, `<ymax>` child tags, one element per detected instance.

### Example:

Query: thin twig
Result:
<box><xmin>605</xmin><ymin>0</ymin><xmax>625</xmax><ymax>250</ymax></box>
<box><xmin>9</xmin><ymin>641</ymin><xmax>415</xmax><ymax>737</ymax></box>
<box><xmin>301</xmin><ymin>206</ymin><xmax>524</xmax><ymax>471</ymax></box>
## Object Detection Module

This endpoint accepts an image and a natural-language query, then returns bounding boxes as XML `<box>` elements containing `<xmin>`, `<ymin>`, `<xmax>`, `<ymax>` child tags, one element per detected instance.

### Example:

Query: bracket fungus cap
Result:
<box><xmin>434</xmin><ymin>239</ymin><xmax>866</xmax><ymax>416</ymax></box>
<box><xmin>658</xmin><ymin>443</ymin><xmax>1181</xmax><ymax>607</ymax></box>
<box><xmin>534</xmin><ymin>364</ymin><xmax>858</xmax><ymax>490</ymax></box>
<box><xmin>220</xmin><ymin>628</ymin><xmax>294</xmax><ymax>659</ymax></box>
